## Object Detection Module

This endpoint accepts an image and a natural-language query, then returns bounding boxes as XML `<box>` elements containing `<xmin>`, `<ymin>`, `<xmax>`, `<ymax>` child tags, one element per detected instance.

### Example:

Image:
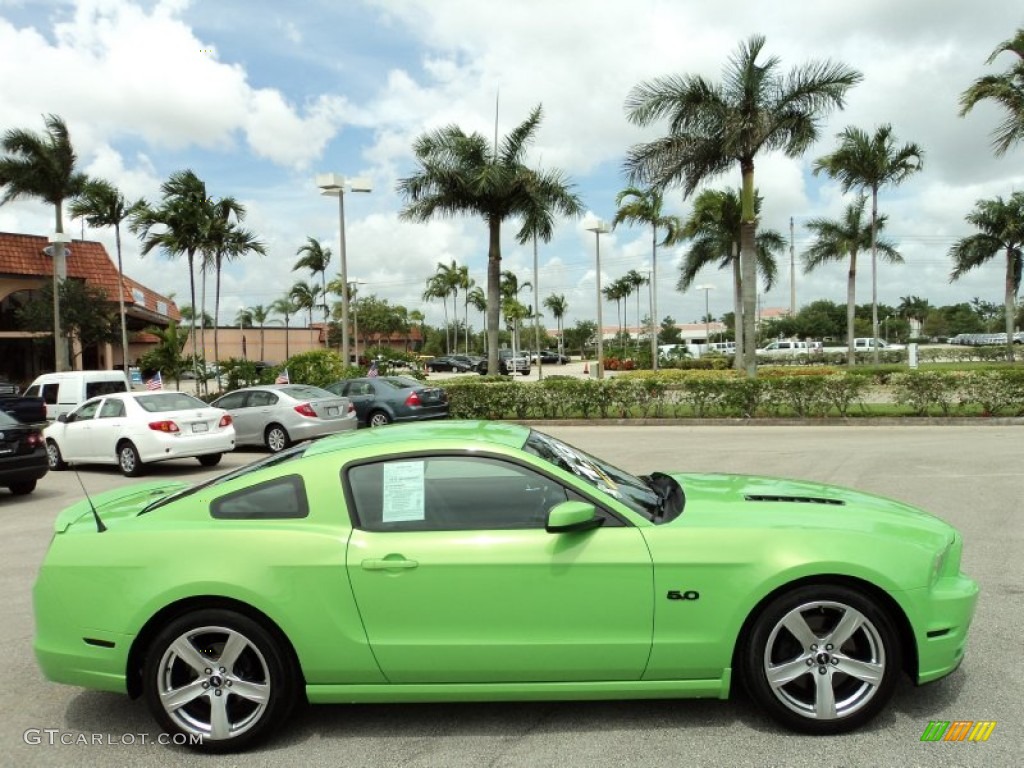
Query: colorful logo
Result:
<box><xmin>920</xmin><ymin>720</ymin><xmax>996</xmax><ymax>742</ymax></box>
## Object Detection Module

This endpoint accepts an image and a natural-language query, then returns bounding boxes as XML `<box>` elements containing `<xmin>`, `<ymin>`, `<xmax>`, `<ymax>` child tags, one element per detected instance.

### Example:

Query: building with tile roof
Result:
<box><xmin>0</xmin><ymin>232</ymin><xmax>180</xmax><ymax>385</ymax></box>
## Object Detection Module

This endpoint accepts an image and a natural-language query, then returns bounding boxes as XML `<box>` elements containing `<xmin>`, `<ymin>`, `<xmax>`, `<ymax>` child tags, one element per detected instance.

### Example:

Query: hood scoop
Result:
<box><xmin>744</xmin><ymin>494</ymin><xmax>845</xmax><ymax>506</ymax></box>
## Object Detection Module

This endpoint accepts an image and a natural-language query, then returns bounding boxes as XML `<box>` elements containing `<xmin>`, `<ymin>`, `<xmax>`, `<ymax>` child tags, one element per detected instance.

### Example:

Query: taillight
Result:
<box><xmin>26</xmin><ymin>431</ymin><xmax>44</xmax><ymax>448</ymax></box>
<box><xmin>148</xmin><ymin>420</ymin><xmax>180</xmax><ymax>433</ymax></box>
<box><xmin>294</xmin><ymin>403</ymin><xmax>318</xmax><ymax>418</ymax></box>
<box><xmin>219</xmin><ymin>414</ymin><xmax>233</xmax><ymax>427</ymax></box>
<box><xmin>405</xmin><ymin>391</ymin><xmax>421</xmax><ymax>407</ymax></box>
<box><xmin>347</xmin><ymin>402</ymin><xmax>355</xmax><ymax>414</ymax></box>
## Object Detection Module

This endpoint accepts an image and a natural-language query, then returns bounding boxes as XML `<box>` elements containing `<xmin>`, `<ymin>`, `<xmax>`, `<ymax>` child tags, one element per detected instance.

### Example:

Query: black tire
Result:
<box><xmin>740</xmin><ymin>584</ymin><xmax>901</xmax><ymax>734</ymax></box>
<box><xmin>367</xmin><ymin>410</ymin><xmax>392</xmax><ymax>428</ymax></box>
<box><xmin>264</xmin><ymin>424</ymin><xmax>290</xmax><ymax>453</ymax></box>
<box><xmin>46</xmin><ymin>439</ymin><xmax>67</xmax><ymax>471</ymax></box>
<box><xmin>8</xmin><ymin>479</ymin><xmax>37</xmax><ymax>495</ymax></box>
<box><xmin>198</xmin><ymin>453</ymin><xmax>223</xmax><ymax>467</ymax></box>
<box><xmin>142</xmin><ymin>609</ymin><xmax>298</xmax><ymax>752</ymax></box>
<box><xmin>117</xmin><ymin>441</ymin><xmax>144</xmax><ymax>477</ymax></box>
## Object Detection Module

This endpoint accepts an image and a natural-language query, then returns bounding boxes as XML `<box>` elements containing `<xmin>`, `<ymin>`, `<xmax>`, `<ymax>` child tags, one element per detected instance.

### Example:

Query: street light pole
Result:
<box><xmin>586</xmin><ymin>218</ymin><xmax>611</xmax><ymax>379</ymax></box>
<box><xmin>316</xmin><ymin>173</ymin><xmax>372</xmax><ymax>369</ymax></box>
<box><xmin>696</xmin><ymin>284</ymin><xmax>714</xmax><ymax>353</ymax></box>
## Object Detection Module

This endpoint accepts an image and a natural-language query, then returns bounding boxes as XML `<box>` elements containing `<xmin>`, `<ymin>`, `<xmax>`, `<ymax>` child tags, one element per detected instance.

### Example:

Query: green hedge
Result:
<box><xmin>437</xmin><ymin>369</ymin><xmax>1024</xmax><ymax>420</ymax></box>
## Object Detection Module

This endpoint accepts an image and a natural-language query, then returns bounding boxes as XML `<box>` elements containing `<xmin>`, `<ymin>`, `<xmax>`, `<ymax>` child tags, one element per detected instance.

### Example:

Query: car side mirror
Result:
<box><xmin>546</xmin><ymin>500</ymin><xmax>604</xmax><ymax>533</ymax></box>
<box><xmin>58</xmin><ymin>413</ymin><xmax>70</xmax><ymax>423</ymax></box>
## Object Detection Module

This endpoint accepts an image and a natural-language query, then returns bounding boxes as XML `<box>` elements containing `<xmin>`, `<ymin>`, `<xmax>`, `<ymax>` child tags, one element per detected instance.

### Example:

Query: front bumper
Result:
<box><xmin>911</xmin><ymin>573</ymin><xmax>979</xmax><ymax>684</ymax></box>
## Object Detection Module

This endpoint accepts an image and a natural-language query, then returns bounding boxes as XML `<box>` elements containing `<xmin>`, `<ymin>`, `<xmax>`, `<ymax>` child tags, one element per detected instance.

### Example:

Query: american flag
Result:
<box><xmin>275</xmin><ymin>368</ymin><xmax>290</xmax><ymax>384</ymax></box>
<box><xmin>145</xmin><ymin>371</ymin><xmax>163</xmax><ymax>390</ymax></box>
<box><xmin>367</xmin><ymin>361</ymin><xmax>379</xmax><ymax>378</ymax></box>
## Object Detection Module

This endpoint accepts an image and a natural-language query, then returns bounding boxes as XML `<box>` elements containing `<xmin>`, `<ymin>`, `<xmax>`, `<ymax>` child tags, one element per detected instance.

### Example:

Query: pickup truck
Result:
<box><xmin>0</xmin><ymin>382</ymin><xmax>47</xmax><ymax>425</ymax></box>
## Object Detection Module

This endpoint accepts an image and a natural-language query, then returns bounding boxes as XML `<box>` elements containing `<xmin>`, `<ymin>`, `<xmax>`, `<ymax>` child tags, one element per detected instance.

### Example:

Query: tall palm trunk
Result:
<box><xmin>870</xmin><ymin>187</ymin><xmax>880</xmax><ymax>365</ymax></box>
<box><xmin>114</xmin><ymin>224</ymin><xmax>129</xmax><ymax>374</ymax></box>
<box><xmin>846</xmin><ymin>252</ymin><xmax>858</xmax><ymax>366</ymax></box>
<box><xmin>486</xmin><ymin>217</ymin><xmax>501</xmax><ymax>373</ymax></box>
<box><xmin>213</xmin><ymin>253</ymin><xmax>223</xmax><ymax>366</ymax></box>
<box><xmin>732</xmin><ymin>244</ymin><xmax>743</xmax><ymax>371</ymax></box>
<box><xmin>186</xmin><ymin>251</ymin><xmax>199</xmax><ymax>379</ymax></box>
<box><xmin>740</xmin><ymin>164</ymin><xmax>758</xmax><ymax>377</ymax></box>
<box><xmin>1005</xmin><ymin>247</ymin><xmax>1017</xmax><ymax>362</ymax></box>
<box><xmin>200</xmin><ymin>262</ymin><xmax>208</xmax><ymax>369</ymax></box>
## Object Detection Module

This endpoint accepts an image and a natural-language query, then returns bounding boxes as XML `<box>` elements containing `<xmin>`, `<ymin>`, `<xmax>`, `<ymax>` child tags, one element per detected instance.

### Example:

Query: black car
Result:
<box><xmin>0</xmin><ymin>410</ymin><xmax>48</xmax><ymax>495</ymax></box>
<box><xmin>426</xmin><ymin>356</ymin><xmax>474</xmax><ymax>373</ymax></box>
<box><xmin>325</xmin><ymin>376</ymin><xmax>449</xmax><ymax>427</ymax></box>
<box><xmin>533</xmin><ymin>349</ymin><xmax>571</xmax><ymax>364</ymax></box>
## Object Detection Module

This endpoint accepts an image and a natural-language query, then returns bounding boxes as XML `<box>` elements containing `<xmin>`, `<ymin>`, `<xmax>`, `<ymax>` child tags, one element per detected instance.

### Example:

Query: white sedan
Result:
<box><xmin>44</xmin><ymin>391</ymin><xmax>236</xmax><ymax>476</ymax></box>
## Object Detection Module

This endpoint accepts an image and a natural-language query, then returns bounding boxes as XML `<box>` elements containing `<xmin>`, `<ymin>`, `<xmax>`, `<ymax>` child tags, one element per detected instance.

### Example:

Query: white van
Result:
<box><xmin>23</xmin><ymin>370</ymin><xmax>132</xmax><ymax>420</ymax></box>
<box><xmin>758</xmin><ymin>340</ymin><xmax>823</xmax><ymax>356</ymax></box>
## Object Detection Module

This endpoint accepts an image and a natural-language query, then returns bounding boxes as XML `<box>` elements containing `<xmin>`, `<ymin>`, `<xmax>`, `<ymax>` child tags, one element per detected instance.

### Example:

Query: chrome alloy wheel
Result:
<box><xmin>763</xmin><ymin>600</ymin><xmax>886</xmax><ymax>721</ymax></box>
<box><xmin>155</xmin><ymin>625</ymin><xmax>271</xmax><ymax>741</ymax></box>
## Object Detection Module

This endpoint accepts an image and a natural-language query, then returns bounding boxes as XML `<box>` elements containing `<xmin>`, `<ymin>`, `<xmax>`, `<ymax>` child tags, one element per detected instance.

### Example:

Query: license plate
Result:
<box><xmin>327</xmin><ymin>407</ymin><xmax>339</xmax><ymax>416</ymax></box>
<box><xmin>192</xmin><ymin>423</ymin><xmax>209</xmax><ymax>433</ymax></box>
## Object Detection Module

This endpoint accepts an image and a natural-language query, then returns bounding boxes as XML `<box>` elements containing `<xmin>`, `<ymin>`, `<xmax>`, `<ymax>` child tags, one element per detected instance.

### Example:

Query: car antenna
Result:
<box><xmin>72</xmin><ymin>467</ymin><xmax>107</xmax><ymax>533</ymax></box>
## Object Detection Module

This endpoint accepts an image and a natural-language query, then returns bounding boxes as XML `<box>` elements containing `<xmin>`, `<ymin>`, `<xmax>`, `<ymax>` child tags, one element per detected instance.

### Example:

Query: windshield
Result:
<box><xmin>140</xmin><ymin>443</ymin><xmax>308</xmax><ymax>514</ymax></box>
<box><xmin>522</xmin><ymin>430</ymin><xmax>661</xmax><ymax>521</ymax></box>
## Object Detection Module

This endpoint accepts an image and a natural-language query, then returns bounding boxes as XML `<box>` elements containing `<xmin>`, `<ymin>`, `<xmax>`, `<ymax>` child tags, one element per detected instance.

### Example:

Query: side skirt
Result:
<box><xmin>308</xmin><ymin>672</ymin><xmax>731</xmax><ymax>704</ymax></box>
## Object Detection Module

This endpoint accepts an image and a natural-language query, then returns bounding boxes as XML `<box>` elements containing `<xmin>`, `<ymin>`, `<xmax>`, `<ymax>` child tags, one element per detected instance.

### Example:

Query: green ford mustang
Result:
<box><xmin>33</xmin><ymin>421</ymin><xmax>977</xmax><ymax>751</ymax></box>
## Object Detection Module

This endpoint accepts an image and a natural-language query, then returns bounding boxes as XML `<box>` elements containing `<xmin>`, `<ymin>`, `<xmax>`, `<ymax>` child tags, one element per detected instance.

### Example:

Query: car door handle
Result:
<box><xmin>361</xmin><ymin>557</ymin><xmax>419</xmax><ymax>571</ymax></box>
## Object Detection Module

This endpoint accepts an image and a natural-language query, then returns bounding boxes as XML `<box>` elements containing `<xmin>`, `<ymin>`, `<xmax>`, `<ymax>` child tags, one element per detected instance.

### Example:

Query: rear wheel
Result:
<box><xmin>142</xmin><ymin>609</ymin><xmax>298</xmax><ymax>752</ymax></box>
<box><xmin>264</xmin><ymin>425</ymin><xmax>290</xmax><ymax>453</ymax></box>
<box><xmin>8</xmin><ymin>480</ymin><xmax>36</xmax><ymax>495</ymax></box>
<box><xmin>198</xmin><ymin>453</ymin><xmax>222</xmax><ymax>467</ymax></box>
<box><xmin>118</xmin><ymin>441</ymin><xmax>144</xmax><ymax>477</ymax></box>
<box><xmin>46</xmin><ymin>439</ymin><xmax>67</xmax><ymax>471</ymax></box>
<box><xmin>368</xmin><ymin>410</ymin><xmax>391</xmax><ymax>428</ymax></box>
<box><xmin>741</xmin><ymin>584</ymin><xmax>901</xmax><ymax>734</ymax></box>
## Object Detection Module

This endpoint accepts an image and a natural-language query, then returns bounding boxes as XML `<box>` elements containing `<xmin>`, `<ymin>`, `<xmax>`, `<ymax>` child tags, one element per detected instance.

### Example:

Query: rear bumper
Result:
<box><xmin>138</xmin><ymin>431</ymin><xmax>236</xmax><ymax>462</ymax></box>
<box><xmin>0</xmin><ymin>449</ymin><xmax>49</xmax><ymax>484</ymax></box>
<box><xmin>289</xmin><ymin>416</ymin><xmax>358</xmax><ymax>441</ymax></box>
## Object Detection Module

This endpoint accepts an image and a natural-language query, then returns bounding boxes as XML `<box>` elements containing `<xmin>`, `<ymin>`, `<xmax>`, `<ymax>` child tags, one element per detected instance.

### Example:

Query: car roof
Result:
<box><xmin>304</xmin><ymin>419</ymin><xmax>529</xmax><ymax>458</ymax></box>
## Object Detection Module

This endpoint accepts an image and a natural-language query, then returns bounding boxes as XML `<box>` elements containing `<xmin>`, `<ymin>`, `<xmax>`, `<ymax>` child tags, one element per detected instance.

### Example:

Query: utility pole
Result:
<box><xmin>789</xmin><ymin>216</ymin><xmax>796</xmax><ymax>317</ymax></box>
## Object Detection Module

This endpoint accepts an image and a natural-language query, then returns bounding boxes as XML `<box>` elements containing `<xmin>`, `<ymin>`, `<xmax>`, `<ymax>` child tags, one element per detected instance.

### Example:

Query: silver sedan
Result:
<box><xmin>210</xmin><ymin>384</ymin><xmax>357</xmax><ymax>452</ymax></box>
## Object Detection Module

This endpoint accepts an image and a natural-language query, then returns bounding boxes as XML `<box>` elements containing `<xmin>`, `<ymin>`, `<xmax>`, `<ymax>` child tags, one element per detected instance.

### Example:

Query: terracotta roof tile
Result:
<box><xmin>0</xmin><ymin>232</ymin><xmax>179</xmax><ymax>321</ymax></box>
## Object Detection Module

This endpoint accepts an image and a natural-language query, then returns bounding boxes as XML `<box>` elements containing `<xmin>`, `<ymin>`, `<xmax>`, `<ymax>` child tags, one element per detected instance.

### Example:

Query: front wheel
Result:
<box><xmin>46</xmin><ymin>439</ymin><xmax>67</xmax><ymax>471</ymax></box>
<box><xmin>118</xmin><ymin>441</ymin><xmax>144</xmax><ymax>477</ymax></box>
<box><xmin>741</xmin><ymin>584</ymin><xmax>901</xmax><ymax>734</ymax></box>
<box><xmin>142</xmin><ymin>609</ymin><xmax>298</xmax><ymax>752</ymax></box>
<box><xmin>198</xmin><ymin>453</ymin><xmax>222</xmax><ymax>467</ymax></box>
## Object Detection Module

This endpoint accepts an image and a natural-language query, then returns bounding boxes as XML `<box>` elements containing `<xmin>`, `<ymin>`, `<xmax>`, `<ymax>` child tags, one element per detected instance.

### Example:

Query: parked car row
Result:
<box><xmin>949</xmin><ymin>332</ymin><xmax>1024</xmax><ymax>346</ymax></box>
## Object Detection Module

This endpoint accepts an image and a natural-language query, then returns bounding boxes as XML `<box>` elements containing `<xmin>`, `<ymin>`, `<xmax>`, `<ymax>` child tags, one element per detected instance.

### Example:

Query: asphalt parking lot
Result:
<box><xmin>1</xmin><ymin>425</ymin><xmax>1018</xmax><ymax>767</ymax></box>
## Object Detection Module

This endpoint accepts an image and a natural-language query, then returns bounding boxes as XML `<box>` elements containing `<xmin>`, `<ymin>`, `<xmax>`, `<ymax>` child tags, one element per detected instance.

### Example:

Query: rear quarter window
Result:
<box><xmin>211</xmin><ymin>475</ymin><xmax>309</xmax><ymax>520</ymax></box>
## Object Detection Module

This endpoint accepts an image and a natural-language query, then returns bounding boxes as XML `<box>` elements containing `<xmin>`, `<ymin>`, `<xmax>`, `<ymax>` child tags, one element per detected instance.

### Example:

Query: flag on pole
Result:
<box><xmin>275</xmin><ymin>367</ymin><xmax>290</xmax><ymax>384</ymax></box>
<box><xmin>367</xmin><ymin>360</ymin><xmax>379</xmax><ymax>378</ymax></box>
<box><xmin>145</xmin><ymin>371</ymin><xmax>163</xmax><ymax>390</ymax></box>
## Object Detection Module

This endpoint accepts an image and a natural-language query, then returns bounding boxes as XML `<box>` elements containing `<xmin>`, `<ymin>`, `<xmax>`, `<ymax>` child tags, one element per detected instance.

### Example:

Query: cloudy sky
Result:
<box><xmin>1</xmin><ymin>0</ymin><xmax>1022</xmax><ymax>331</ymax></box>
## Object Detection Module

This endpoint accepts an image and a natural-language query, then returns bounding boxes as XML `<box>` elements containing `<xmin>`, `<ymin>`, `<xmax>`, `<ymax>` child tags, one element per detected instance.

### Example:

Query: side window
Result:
<box><xmin>249</xmin><ymin>391</ymin><xmax>278</xmax><ymax>407</ymax></box>
<box><xmin>98</xmin><ymin>399</ymin><xmax>126</xmax><ymax>418</ymax></box>
<box><xmin>24</xmin><ymin>385</ymin><xmax>40</xmax><ymax>398</ymax></box>
<box><xmin>41</xmin><ymin>383</ymin><xmax>58</xmax><ymax>404</ymax></box>
<box><xmin>211</xmin><ymin>475</ymin><xmax>309</xmax><ymax>520</ymax></box>
<box><xmin>73</xmin><ymin>399</ymin><xmax>102</xmax><ymax>421</ymax></box>
<box><xmin>348</xmin><ymin>456</ymin><xmax>573</xmax><ymax>532</ymax></box>
<box><xmin>215</xmin><ymin>392</ymin><xmax>249</xmax><ymax>410</ymax></box>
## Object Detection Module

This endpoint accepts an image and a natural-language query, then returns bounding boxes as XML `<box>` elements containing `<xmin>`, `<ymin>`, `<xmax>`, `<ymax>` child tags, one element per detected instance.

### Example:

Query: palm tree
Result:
<box><xmin>624</xmin><ymin>35</ymin><xmax>860</xmax><ymax>376</ymax></box>
<box><xmin>206</xmin><ymin>198</ymin><xmax>264</xmax><ymax>365</ymax></box>
<box><xmin>69</xmin><ymin>178</ymin><xmax>145</xmax><ymax>375</ymax></box>
<box><xmin>466</xmin><ymin>286</ymin><xmax>487</xmax><ymax>353</ymax></box>
<box><xmin>612</xmin><ymin>187</ymin><xmax>682</xmax><ymax>369</ymax></box>
<box><xmin>271</xmin><ymin>296</ymin><xmax>299</xmax><ymax>361</ymax></box>
<box><xmin>960</xmin><ymin>28</ymin><xmax>1024</xmax><ymax>156</ymax></box>
<box><xmin>677</xmin><ymin>188</ymin><xmax>784</xmax><ymax>368</ymax></box>
<box><xmin>500</xmin><ymin>270</ymin><xmax>532</xmax><ymax>357</ymax></box>
<box><xmin>422</xmin><ymin>272</ymin><xmax>453</xmax><ymax>353</ymax></box>
<box><xmin>436</xmin><ymin>260</ymin><xmax>464</xmax><ymax>352</ymax></box>
<box><xmin>813</xmin><ymin>124</ymin><xmax>923</xmax><ymax>362</ymax></box>
<box><xmin>457</xmin><ymin>265</ymin><xmax>472</xmax><ymax>354</ymax></box>
<box><xmin>131</xmin><ymin>170</ymin><xmax>214</xmax><ymax>380</ymax></box>
<box><xmin>897</xmin><ymin>295</ymin><xmax>932</xmax><ymax>334</ymax></box>
<box><xmin>622</xmin><ymin>269</ymin><xmax>649</xmax><ymax>352</ymax></box>
<box><xmin>293</xmin><ymin>237</ymin><xmax>332</xmax><ymax>321</ymax></box>
<box><xmin>289</xmin><ymin>280</ymin><xmax>321</xmax><ymax>351</ymax></box>
<box><xmin>803</xmin><ymin>196</ymin><xmax>901</xmax><ymax>365</ymax></box>
<box><xmin>0</xmin><ymin>114</ymin><xmax>88</xmax><ymax>371</ymax></box>
<box><xmin>397</xmin><ymin>104</ymin><xmax>584</xmax><ymax>375</ymax></box>
<box><xmin>248</xmin><ymin>304</ymin><xmax>273</xmax><ymax>362</ymax></box>
<box><xmin>602</xmin><ymin>279</ymin><xmax>627</xmax><ymax>354</ymax></box>
<box><xmin>543</xmin><ymin>293</ymin><xmax>568</xmax><ymax>356</ymax></box>
<box><xmin>949</xmin><ymin>192</ymin><xmax>1024</xmax><ymax>361</ymax></box>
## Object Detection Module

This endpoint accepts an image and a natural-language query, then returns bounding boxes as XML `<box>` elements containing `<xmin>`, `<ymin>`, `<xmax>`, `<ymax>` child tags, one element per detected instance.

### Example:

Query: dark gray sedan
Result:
<box><xmin>325</xmin><ymin>376</ymin><xmax>449</xmax><ymax>427</ymax></box>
